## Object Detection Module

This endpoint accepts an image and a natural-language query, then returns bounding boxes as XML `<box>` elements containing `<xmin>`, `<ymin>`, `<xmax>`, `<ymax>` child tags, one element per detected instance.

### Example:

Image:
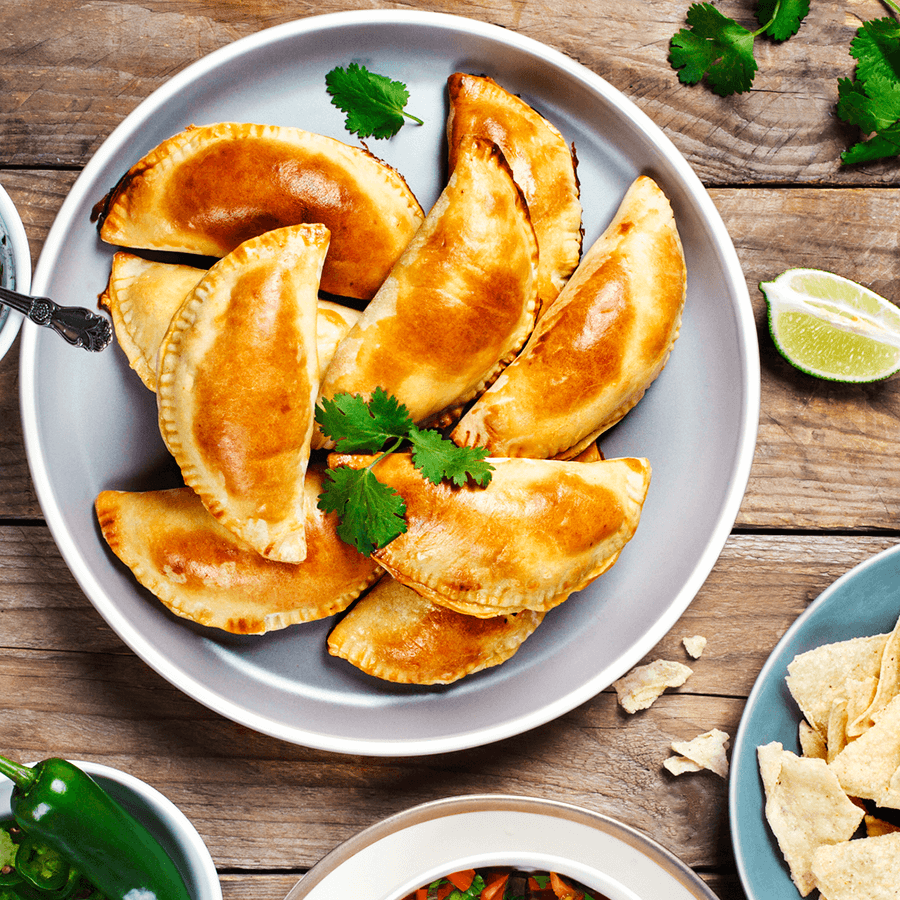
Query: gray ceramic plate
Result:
<box><xmin>20</xmin><ymin>10</ymin><xmax>759</xmax><ymax>755</ymax></box>
<box><xmin>729</xmin><ymin>543</ymin><xmax>900</xmax><ymax>900</ymax></box>
<box><xmin>285</xmin><ymin>794</ymin><xmax>719</xmax><ymax>900</ymax></box>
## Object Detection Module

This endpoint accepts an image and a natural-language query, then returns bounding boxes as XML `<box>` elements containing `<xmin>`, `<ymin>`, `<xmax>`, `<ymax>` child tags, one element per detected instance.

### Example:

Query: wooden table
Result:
<box><xmin>3</xmin><ymin>1</ymin><xmax>900</xmax><ymax>898</ymax></box>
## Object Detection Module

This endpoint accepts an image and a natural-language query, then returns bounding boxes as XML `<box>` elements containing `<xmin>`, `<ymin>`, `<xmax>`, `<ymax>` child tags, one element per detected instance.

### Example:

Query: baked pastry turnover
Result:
<box><xmin>328</xmin><ymin>576</ymin><xmax>544</xmax><ymax>684</ymax></box>
<box><xmin>327</xmin><ymin>452</ymin><xmax>651</xmax><ymax>617</ymax></box>
<box><xmin>451</xmin><ymin>175</ymin><xmax>686</xmax><ymax>459</ymax></box>
<box><xmin>95</xmin><ymin>472</ymin><xmax>382</xmax><ymax>635</ymax></box>
<box><xmin>316</xmin><ymin>136</ymin><xmax>539</xmax><ymax>439</ymax></box>
<box><xmin>93</xmin><ymin>122</ymin><xmax>424</xmax><ymax>299</ymax></box>
<box><xmin>157</xmin><ymin>224</ymin><xmax>326</xmax><ymax>563</ymax></box>
<box><xmin>100</xmin><ymin>252</ymin><xmax>206</xmax><ymax>391</ymax></box>
<box><xmin>100</xmin><ymin>252</ymin><xmax>361</xmax><ymax>391</ymax></box>
<box><xmin>447</xmin><ymin>72</ymin><xmax>583</xmax><ymax>317</ymax></box>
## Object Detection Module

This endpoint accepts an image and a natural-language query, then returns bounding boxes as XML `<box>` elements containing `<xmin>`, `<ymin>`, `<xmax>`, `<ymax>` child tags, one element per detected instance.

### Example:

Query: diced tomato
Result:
<box><xmin>415</xmin><ymin>889</ymin><xmax>428</xmax><ymax>900</ymax></box>
<box><xmin>481</xmin><ymin>873</ymin><xmax>509</xmax><ymax>900</ymax></box>
<box><xmin>437</xmin><ymin>883</ymin><xmax>455</xmax><ymax>900</ymax></box>
<box><xmin>549</xmin><ymin>871</ymin><xmax>582</xmax><ymax>900</ymax></box>
<box><xmin>447</xmin><ymin>870</ymin><xmax>476</xmax><ymax>891</ymax></box>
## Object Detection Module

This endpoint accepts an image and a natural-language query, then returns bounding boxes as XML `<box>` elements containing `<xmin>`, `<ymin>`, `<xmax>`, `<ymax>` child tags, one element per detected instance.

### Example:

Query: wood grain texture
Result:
<box><xmin>5</xmin><ymin>3</ymin><xmax>900</xmax><ymax>899</ymax></box>
<box><xmin>0</xmin><ymin>529</ymin><xmax>894</xmax><ymax>877</ymax></box>
<box><xmin>1</xmin><ymin>0</ymin><xmax>897</xmax><ymax>184</ymax></box>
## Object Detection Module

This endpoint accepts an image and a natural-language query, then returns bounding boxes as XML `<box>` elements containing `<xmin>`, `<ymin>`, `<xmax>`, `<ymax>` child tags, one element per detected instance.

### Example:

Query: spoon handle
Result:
<box><xmin>0</xmin><ymin>285</ymin><xmax>112</xmax><ymax>352</ymax></box>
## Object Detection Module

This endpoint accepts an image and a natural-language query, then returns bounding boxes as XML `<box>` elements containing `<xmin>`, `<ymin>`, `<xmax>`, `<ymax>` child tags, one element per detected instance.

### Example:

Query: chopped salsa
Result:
<box><xmin>400</xmin><ymin>867</ymin><xmax>609</xmax><ymax>900</ymax></box>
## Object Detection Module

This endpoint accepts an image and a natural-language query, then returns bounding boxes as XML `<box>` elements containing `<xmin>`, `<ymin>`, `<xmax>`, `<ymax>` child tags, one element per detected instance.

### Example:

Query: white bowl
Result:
<box><xmin>0</xmin><ymin>759</ymin><xmax>221</xmax><ymax>900</ymax></box>
<box><xmin>286</xmin><ymin>795</ymin><xmax>719</xmax><ymax>900</ymax></box>
<box><xmin>0</xmin><ymin>181</ymin><xmax>29</xmax><ymax>360</ymax></box>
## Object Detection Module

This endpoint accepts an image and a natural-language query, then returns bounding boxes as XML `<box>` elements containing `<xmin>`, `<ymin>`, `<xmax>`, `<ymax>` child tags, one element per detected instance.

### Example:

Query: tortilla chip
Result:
<box><xmin>826</xmin><ymin>698</ymin><xmax>849</xmax><ymax>764</ymax></box>
<box><xmin>811</xmin><ymin>832</ymin><xmax>900</xmax><ymax>900</ymax></box>
<box><xmin>667</xmin><ymin>728</ymin><xmax>729</xmax><ymax>777</ymax></box>
<box><xmin>786</xmin><ymin>633</ymin><xmax>889</xmax><ymax>735</ymax></box>
<box><xmin>682</xmin><ymin>635</ymin><xmax>707</xmax><ymax>659</ymax></box>
<box><xmin>830</xmin><ymin>694</ymin><xmax>900</xmax><ymax>807</ymax></box>
<box><xmin>612</xmin><ymin>659</ymin><xmax>692</xmax><ymax>714</ymax></box>
<box><xmin>663</xmin><ymin>756</ymin><xmax>702</xmax><ymax>775</ymax></box>
<box><xmin>757</xmin><ymin>742</ymin><xmax>866</xmax><ymax>897</ymax></box>
<box><xmin>847</xmin><ymin>616</ymin><xmax>900</xmax><ymax>738</ymax></box>
<box><xmin>865</xmin><ymin>814</ymin><xmax>900</xmax><ymax>837</ymax></box>
<box><xmin>844</xmin><ymin>675</ymin><xmax>878</xmax><ymax>737</ymax></box>
<box><xmin>799</xmin><ymin>719</ymin><xmax>827</xmax><ymax>760</ymax></box>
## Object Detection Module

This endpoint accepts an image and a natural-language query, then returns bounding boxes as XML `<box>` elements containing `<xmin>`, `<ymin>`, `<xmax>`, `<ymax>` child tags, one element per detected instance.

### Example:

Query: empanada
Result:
<box><xmin>315</xmin><ymin>136</ymin><xmax>538</xmax><ymax>441</ymax></box>
<box><xmin>158</xmin><ymin>224</ymin><xmax>326</xmax><ymax>563</ymax></box>
<box><xmin>95</xmin><ymin>471</ymin><xmax>382</xmax><ymax>635</ymax></box>
<box><xmin>93</xmin><ymin>122</ymin><xmax>424</xmax><ymax>299</ymax></box>
<box><xmin>101</xmin><ymin>252</ymin><xmax>361</xmax><ymax>391</ymax></box>
<box><xmin>447</xmin><ymin>72</ymin><xmax>582</xmax><ymax>317</ymax></box>
<box><xmin>100</xmin><ymin>252</ymin><xmax>206</xmax><ymax>391</ymax></box>
<box><xmin>327</xmin><ymin>452</ymin><xmax>650</xmax><ymax>616</ymax></box>
<box><xmin>327</xmin><ymin>576</ymin><xmax>544</xmax><ymax>684</ymax></box>
<box><xmin>451</xmin><ymin>176</ymin><xmax>686</xmax><ymax>459</ymax></box>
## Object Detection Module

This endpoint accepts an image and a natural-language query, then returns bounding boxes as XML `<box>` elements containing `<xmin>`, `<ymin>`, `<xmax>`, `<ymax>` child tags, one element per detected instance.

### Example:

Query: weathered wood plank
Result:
<box><xmin>0</xmin><ymin>0</ymin><xmax>895</xmax><ymax>187</ymax></box>
<box><xmin>2</xmin><ymin>525</ymin><xmax>895</xmax><ymax>691</ymax></box>
<box><xmin>0</xmin><ymin>530</ymin><xmax>894</xmax><ymax>877</ymax></box>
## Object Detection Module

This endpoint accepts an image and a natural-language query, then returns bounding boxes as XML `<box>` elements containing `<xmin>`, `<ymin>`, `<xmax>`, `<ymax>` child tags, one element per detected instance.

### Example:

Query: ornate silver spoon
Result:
<box><xmin>0</xmin><ymin>285</ymin><xmax>112</xmax><ymax>351</ymax></box>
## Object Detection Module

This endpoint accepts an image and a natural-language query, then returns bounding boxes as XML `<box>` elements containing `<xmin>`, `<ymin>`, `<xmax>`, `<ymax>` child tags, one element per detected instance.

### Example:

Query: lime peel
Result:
<box><xmin>761</xmin><ymin>268</ymin><xmax>900</xmax><ymax>383</ymax></box>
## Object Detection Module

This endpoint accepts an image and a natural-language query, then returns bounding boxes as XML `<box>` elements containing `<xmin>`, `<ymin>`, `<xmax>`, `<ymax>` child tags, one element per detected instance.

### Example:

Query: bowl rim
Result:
<box><xmin>0</xmin><ymin>181</ymin><xmax>30</xmax><ymax>359</ymax></box>
<box><xmin>285</xmin><ymin>793</ymin><xmax>721</xmax><ymax>900</ymax></box>
<box><xmin>0</xmin><ymin>758</ymin><xmax>221</xmax><ymax>900</ymax></box>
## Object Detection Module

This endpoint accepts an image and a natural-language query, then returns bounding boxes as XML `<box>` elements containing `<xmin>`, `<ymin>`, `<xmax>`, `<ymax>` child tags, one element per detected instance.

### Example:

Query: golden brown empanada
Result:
<box><xmin>158</xmin><ymin>224</ymin><xmax>326</xmax><ymax>563</ymax></box>
<box><xmin>315</xmin><ymin>136</ymin><xmax>538</xmax><ymax>441</ymax></box>
<box><xmin>93</xmin><ymin>122</ymin><xmax>424</xmax><ymax>300</ymax></box>
<box><xmin>95</xmin><ymin>470</ymin><xmax>382</xmax><ymax>635</ymax></box>
<box><xmin>101</xmin><ymin>252</ymin><xmax>361</xmax><ymax>391</ymax></box>
<box><xmin>327</xmin><ymin>576</ymin><xmax>544</xmax><ymax>684</ymax></box>
<box><xmin>100</xmin><ymin>252</ymin><xmax>206</xmax><ymax>391</ymax></box>
<box><xmin>447</xmin><ymin>72</ymin><xmax>582</xmax><ymax>317</ymax></box>
<box><xmin>451</xmin><ymin>176</ymin><xmax>686</xmax><ymax>459</ymax></box>
<box><xmin>327</xmin><ymin>452</ymin><xmax>650</xmax><ymax>616</ymax></box>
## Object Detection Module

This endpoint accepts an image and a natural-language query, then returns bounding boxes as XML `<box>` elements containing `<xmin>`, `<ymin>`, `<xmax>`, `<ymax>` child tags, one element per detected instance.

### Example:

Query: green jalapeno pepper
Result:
<box><xmin>0</xmin><ymin>756</ymin><xmax>193</xmax><ymax>900</ymax></box>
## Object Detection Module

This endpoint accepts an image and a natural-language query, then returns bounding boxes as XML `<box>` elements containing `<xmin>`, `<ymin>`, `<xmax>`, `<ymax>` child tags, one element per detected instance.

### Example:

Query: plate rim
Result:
<box><xmin>19</xmin><ymin>9</ymin><xmax>760</xmax><ymax>755</ymax></box>
<box><xmin>284</xmin><ymin>793</ymin><xmax>721</xmax><ymax>900</ymax></box>
<box><xmin>728</xmin><ymin>541</ymin><xmax>900</xmax><ymax>900</ymax></box>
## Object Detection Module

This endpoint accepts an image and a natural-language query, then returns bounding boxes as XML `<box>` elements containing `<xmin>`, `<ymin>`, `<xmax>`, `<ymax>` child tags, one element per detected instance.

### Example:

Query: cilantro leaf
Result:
<box><xmin>850</xmin><ymin>16</ymin><xmax>900</xmax><ymax>84</ymax></box>
<box><xmin>838</xmin><ymin>16</ymin><xmax>900</xmax><ymax>165</ymax></box>
<box><xmin>447</xmin><ymin>876</ymin><xmax>487</xmax><ymax>900</ymax></box>
<box><xmin>315</xmin><ymin>387</ymin><xmax>414</xmax><ymax>453</ymax></box>
<box><xmin>841</xmin><ymin>121</ymin><xmax>900</xmax><ymax>165</ymax></box>
<box><xmin>669</xmin><ymin>3</ymin><xmax>758</xmax><ymax>96</ymax></box>
<box><xmin>325</xmin><ymin>63</ymin><xmax>423</xmax><ymax>140</ymax></box>
<box><xmin>317</xmin><ymin>464</ymin><xmax>407</xmax><ymax>555</ymax></box>
<box><xmin>408</xmin><ymin>426</ymin><xmax>493</xmax><ymax>487</ymax></box>
<box><xmin>315</xmin><ymin>391</ymin><xmax>494</xmax><ymax>554</ymax></box>
<box><xmin>756</xmin><ymin>0</ymin><xmax>809</xmax><ymax>42</ymax></box>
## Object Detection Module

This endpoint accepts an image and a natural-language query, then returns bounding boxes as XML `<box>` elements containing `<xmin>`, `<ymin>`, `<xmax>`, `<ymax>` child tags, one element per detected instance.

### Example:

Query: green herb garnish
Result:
<box><xmin>668</xmin><ymin>0</ymin><xmax>809</xmax><ymax>96</ymax></box>
<box><xmin>837</xmin><ymin>11</ymin><xmax>900</xmax><ymax>164</ymax></box>
<box><xmin>315</xmin><ymin>388</ymin><xmax>493</xmax><ymax>555</ymax></box>
<box><xmin>325</xmin><ymin>63</ymin><xmax>423</xmax><ymax>139</ymax></box>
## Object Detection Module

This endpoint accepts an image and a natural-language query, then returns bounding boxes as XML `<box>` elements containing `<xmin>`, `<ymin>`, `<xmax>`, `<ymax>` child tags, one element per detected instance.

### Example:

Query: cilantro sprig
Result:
<box><xmin>837</xmin><ymin>13</ymin><xmax>900</xmax><ymax>164</ymax></box>
<box><xmin>315</xmin><ymin>388</ymin><xmax>493</xmax><ymax>555</ymax></box>
<box><xmin>325</xmin><ymin>63</ymin><xmax>423</xmax><ymax>139</ymax></box>
<box><xmin>668</xmin><ymin>0</ymin><xmax>810</xmax><ymax>96</ymax></box>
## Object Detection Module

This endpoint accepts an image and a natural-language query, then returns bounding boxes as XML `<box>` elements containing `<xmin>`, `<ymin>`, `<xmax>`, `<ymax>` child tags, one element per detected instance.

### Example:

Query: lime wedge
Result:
<box><xmin>760</xmin><ymin>268</ymin><xmax>900</xmax><ymax>383</ymax></box>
